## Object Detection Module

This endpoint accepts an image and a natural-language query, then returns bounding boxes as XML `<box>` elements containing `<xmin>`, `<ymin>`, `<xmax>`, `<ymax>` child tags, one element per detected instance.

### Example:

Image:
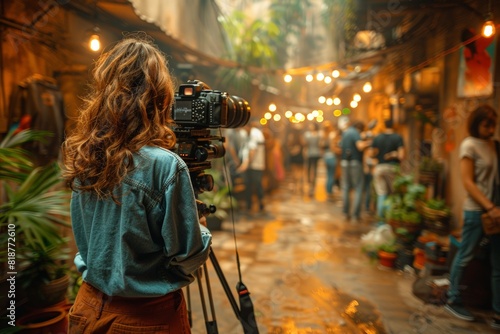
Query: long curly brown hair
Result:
<box><xmin>62</xmin><ymin>33</ymin><xmax>176</xmax><ymax>200</ymax></box>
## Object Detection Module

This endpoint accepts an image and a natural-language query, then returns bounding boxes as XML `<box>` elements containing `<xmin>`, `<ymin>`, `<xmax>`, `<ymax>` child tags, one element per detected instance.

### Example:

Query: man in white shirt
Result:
<box><xmin>238</xmin><ymin>121</ymin><xmax>266</xmax><ymax>214</ymax></box>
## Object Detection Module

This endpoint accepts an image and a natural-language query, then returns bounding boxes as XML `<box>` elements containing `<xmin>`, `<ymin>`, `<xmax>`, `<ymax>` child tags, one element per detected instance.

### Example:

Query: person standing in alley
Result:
<box><xmin>286</xmin><ymin>123</ymin><xmax>305</xmax><ymax>193</ymax></box>
<box><xmin>304</xmin><ymin>122</ymin><xmax>322</xmax><ymax>197</ymax></box>
<box><xmin>369</xmin><ymin>119</ymin><xmax>405</xmax><ymax>223</ymax></box>
<box><xmin>339</xmin><ymin>119</ymin><xmax>372</xmax><ymax>222</ymax></box>
<box><xmin>321</xmin><ymin>121</ymin><xmax>341</xmax><ymax>201</ymax></box>
<box><xmin>445</xmin><ymin>105</ymin><xmax>500</xmax><ymax>329</ymax></box>
<box><xmin>61</xmin><ymin>34</ymin><xmax>211</xmax><ymax>333</ymax></box>
<box><xmin>238</xmin><ymin>120</ymin><xmax>266</xmax><ymax>214</ymax></box>
<box><xmin>360</xmin><ymin>120</ymin><xmax>377</xmax><ymax>214</ymax></box>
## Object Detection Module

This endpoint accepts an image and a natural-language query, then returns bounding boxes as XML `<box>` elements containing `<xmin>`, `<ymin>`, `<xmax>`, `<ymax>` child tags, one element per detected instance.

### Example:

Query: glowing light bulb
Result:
<box><xmin>89</xmin><ymin>34</ymin><xmax>101</xmax><ymax>52</ymax></box>
<box><xmin>284</xmin><ymin>74</ymin><xmax>292</xmax><ymax>83</ymax></box>
<box><xmin>363</xmin><ymin>82</ymin><xmax>372</xmax><ymax>93</ymax></box>
<box><xmin>482</xmin><ymin>20</ymin><xmax>496</xmax><ymax>38</ymax></box>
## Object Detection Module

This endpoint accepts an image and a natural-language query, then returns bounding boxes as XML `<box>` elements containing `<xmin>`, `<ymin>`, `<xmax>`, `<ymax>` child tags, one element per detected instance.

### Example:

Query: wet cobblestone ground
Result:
<box><xmin>187</xmin><ymin>167</ymin><xmax>498</xmax><ymax>334</ymax></box>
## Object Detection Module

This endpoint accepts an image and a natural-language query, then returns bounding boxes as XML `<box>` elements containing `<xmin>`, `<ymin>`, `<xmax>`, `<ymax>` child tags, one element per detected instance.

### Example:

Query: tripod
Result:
<box><xmin>186</xmin><ymin>247</ymin><xmax>259</xmax><ymax>334</ymax></box>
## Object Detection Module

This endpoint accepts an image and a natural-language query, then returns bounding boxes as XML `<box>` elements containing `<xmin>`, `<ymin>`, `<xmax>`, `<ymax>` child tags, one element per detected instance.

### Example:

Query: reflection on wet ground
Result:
<box><xmin>187</xmin><ymin>171</ymin><xmax>497</xmax><ymax>334</ymax></box>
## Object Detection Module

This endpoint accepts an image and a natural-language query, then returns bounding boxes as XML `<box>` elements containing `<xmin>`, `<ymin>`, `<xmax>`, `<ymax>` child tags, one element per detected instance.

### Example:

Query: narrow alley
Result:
<box><xmin>187</xmin><ymin>163</ymin><xmax>498</xmax><ymax>334</ymax></box>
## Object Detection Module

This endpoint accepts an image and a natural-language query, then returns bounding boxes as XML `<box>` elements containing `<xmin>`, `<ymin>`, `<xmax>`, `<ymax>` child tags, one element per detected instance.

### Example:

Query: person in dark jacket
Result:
<box><xmin>339</xmin><ymin>119</ymin><xmax>372</xmax><ymax>222</ymax></box>
<box><xmin>369</xmin><ymin>119</ymin><xmax>405</xmax><ymax>223</ymax></box>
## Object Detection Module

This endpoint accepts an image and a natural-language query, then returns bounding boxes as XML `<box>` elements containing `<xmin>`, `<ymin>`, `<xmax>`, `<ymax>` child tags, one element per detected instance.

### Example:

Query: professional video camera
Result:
<box><xmin>171</xmin><ymin>80</ymin><xmax>251</xmax><ymax>195</ymax></box>
<box><xmin>171</xmin><ymin>81</ymin><xmax>259</xmax><ymax>334</ymax></box>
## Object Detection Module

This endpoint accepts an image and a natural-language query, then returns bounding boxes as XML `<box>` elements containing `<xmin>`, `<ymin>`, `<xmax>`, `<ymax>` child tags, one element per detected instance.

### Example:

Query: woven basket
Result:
<box><xmin>388</xmin><ymin>219</ymin><xmax>424</xmax><ymax>234</ymax></box>
<box><xmin>422</xmin><ymin>206</ymin><xmax>450</xmax><ymax>221</ymax></box>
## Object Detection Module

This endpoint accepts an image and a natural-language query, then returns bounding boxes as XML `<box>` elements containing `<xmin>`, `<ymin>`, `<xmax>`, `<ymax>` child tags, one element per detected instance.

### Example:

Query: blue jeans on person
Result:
<box><xmin>307</xmin><ymin>156</ymin><xmax>321</xmax><ymax>194</ymax></box>
<box><xmin>324</xmin><ymin>152</ymin><xmax>337</xmax><ymax>195</ymax></box>
<box><xmin>447</xmin><ymin>210</ymin><xmax>500</xmax><ymax>313</ymax></box>
<box><xmin>340</xmin><ymin>159</ymin><xmax>364</xmax><ymax>220</ymax></box>
<box><xmin>245</xmin><ymin>169</ymin><xmax>265</xmax><ymax>211</ymax></box>
<box><xmin>363</xmin><ymin>172</ymin><xmax>373</xmax><ymax>211</ymax></box>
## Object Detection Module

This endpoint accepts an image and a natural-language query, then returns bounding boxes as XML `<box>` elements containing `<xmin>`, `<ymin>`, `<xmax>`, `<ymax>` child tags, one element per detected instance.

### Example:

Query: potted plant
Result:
<box><xmin>385</xmin><ymin>174</ymin><xmax>426</xmax><ymax>237</ymax></box>
<box><xmin>0</xmin><ymin>129</ymin><xmax>71</xmax><ymax>312</ymax></box>
<box><xmin>421</xmin><ymin>198</ymin><xmax>451</xmax><ymax>235</ymax></box>
<box><xmin>378</xmin><ymin>242</ymin><xmax>398</xmax><ymax>268</ymax></box>
<box><xmin>18</xmin><ymin>241</ymin><xmax>71</xmax><ymax>308</ymax></box>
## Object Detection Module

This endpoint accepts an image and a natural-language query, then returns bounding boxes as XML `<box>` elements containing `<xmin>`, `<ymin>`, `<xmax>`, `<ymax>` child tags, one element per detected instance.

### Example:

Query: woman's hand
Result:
<box><xmin>199</xmin><ymin>216</ymin><xmax>207</xmax><ymax>227</ymax></box>
<box><xmin>488</xmin><ymin>206</ymin><xmax>500</xmax><ymax>222</ymax></box>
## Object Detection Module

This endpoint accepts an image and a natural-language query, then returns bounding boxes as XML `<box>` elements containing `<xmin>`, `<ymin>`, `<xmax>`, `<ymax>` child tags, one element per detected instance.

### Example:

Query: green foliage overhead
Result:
<box><xmin>217</xmin><ymin>10</ymin><xmax>281</xmax><ymax>94</ymax></box>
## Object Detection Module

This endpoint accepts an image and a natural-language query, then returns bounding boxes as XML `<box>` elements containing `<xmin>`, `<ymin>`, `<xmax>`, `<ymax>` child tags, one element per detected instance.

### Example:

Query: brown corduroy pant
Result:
<box><xmin>68</xmin><ymin>282</ymin><xmax>191</xmax><ymax>333</ymax></box>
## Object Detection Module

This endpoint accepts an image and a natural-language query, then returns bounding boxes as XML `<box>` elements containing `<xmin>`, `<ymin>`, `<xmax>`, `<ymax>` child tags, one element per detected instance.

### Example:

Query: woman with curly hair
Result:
<box><xmin>62</xmin><ymin>33</ymin><xmax>211</xmax><ymax>333</ymax></box>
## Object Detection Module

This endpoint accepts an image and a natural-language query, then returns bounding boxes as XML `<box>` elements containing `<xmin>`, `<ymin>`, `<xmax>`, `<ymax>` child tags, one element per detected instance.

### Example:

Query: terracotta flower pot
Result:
<box><xmin>378</xmin><ymin>250</ymin><xmax>397</xmax><ymax>268</ymax></box>
<box><xmin>17</xmin><ymin>307</ymin><xmax>68</xmax><ymax>334</ymax></box>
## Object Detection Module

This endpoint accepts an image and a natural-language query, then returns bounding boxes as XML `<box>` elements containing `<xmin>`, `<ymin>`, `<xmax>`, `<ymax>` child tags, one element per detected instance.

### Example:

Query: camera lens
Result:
<box><xmin>226</xmin><ymin>96</ymin><xmax>251</xmax><ymax>128</ymax></box>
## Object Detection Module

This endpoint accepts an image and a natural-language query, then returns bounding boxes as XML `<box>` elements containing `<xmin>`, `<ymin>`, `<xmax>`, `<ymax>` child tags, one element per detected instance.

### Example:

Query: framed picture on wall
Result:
<box><xmin>457</xmin><ymin>29</ymin><xmax>497</xmax><ymax>98</ymax></box>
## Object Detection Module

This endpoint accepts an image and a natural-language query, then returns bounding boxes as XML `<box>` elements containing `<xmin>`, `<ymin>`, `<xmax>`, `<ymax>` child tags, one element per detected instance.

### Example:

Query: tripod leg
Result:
<box><xmin>186</xmin><ymin>286</ymin><xmax>192</xmax><ymax>328</ymax></box>
<box><xmin>203</xmin><ymin>264</ymin><xmax>219</xmax><ymax>334</ymax></box>
<box><xmin>196</xmin><ymin>265</ymin><xmax>219</xmax><ymax>334</ymax></box>
<box><xmin>209</xmin><ymin>248</ymin><xmax>260</xmax><ymax>334</ymax></box>
<box><xmin>209</xmin><ymin>250</ymin><xmax>240</xmax><ymax>318</ymax></box>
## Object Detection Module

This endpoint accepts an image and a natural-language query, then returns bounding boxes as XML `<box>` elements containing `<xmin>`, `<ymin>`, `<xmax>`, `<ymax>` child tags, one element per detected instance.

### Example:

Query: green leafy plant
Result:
<box><xmin>379</xmin><ymin>242</ymin><xmax>398</xmax><ymax>253</ymax></box>
<box><xmin>384</xmin><ymin>174</ymin><xmax>426</xmax><ymax>223</ymax></box>
<box><xmin>425</xmin><ymin>198</ymin><xmax>450</xmax><ymax>213</ymax></box>
<box><xmin>0</xmin><ymin>129</ymin><xmax>71</xmax><ymax>301</ymax></box>
<box><xmin>197</xmin><ymin>170</ymin><xmax>237</xmax><ymax>222</ymax></box>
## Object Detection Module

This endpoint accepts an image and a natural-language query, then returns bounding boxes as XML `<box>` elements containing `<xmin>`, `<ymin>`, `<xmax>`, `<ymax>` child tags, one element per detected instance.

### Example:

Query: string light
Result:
<box><xmin>89</xmin><ymin>29</ymin><xmax>101</xmax><ymax>52</ymax></box>
<box><xmin>482</xmin><ymin>0</ymin><xmax>496</xmax><ymax>38</ymax></box>
<box><xmin>482</xmin><ymin>20</ymin><xmax>495</xmax><ymax>37</ymax></box>
<box><xmin>363</xmin><ymin>82</ymin><xmax>372</xmax><ymax>93</ymax></box>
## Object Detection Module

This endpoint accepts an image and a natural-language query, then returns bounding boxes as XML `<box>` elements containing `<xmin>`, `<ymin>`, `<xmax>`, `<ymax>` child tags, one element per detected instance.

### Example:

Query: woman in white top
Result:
<box><xmin>445</xmin><ymin>105</ymin><xmax>500</xmax><ymax>329</ymax></box>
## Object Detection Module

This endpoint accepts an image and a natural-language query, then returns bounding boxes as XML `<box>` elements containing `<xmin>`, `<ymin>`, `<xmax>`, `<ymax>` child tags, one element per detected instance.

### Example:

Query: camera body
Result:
<box><xmin>173</xmin><ymin>83</ymin><xmax>228</xmax><ymax>128</ymax></box>
<box><xmin>172</xmin><ymin>80</ymin><xmax>250</xmax><ymax>129</ymax></box>
<box><xmin>171</xmin><ymin>80</ymin><xmax>251</xmax><ymax>195</ymax></box>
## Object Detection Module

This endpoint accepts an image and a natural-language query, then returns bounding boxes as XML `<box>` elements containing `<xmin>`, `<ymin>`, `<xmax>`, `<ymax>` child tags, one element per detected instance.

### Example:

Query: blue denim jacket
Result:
<box><xmin>71</xmin><ymin>146</ymin><xmax>212</xmax><ymax>297</ymax></box>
